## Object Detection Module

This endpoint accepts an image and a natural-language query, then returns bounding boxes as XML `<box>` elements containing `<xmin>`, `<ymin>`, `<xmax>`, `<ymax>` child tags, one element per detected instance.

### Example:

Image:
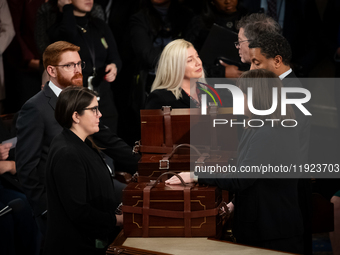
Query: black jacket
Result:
<box><xmin>199</xmin><ymin>125</ymin><xmax>303</xmax><ymax>243</ymax></box>
<box><xmin>282</xmin><ymin>71</ymin><xmax>310</xmax><ymax>165</ymax></box>
<box><xmin>145</xmin><ymin>89</ymin><xmax>198</xmax><ymax>109</ymax></box>
<box><xmin>45</xmin><ymin>128</ymin><xmax>119</xmax><ymax>255</ymax></box>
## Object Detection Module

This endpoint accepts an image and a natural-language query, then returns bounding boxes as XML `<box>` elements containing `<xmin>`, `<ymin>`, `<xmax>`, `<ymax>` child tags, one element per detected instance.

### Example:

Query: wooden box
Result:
<box><xmin>122</xmin><ymin>173</ymin><xmax>225</xmax><ymax>237</ymax></box>
<box><xmin>138</xmin><ymin>149</ymin><xmax>237</xmax><ymax>180</ymax></box>
<box><xmin>139</xmin><ymin>107</ymin><xmax>239</xmax><ymax>154</ymax></box>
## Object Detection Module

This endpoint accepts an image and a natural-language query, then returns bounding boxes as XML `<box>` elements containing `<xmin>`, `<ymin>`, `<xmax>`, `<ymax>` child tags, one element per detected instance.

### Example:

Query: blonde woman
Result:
<box><xmin>145</xmin><ymin>39</ymin><xmax>205</xmax><ymax>109</ymax></box>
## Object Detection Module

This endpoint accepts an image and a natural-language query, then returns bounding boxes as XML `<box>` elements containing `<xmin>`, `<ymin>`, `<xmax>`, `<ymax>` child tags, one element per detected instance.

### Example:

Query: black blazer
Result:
<box><xmin>282</xmin><ymin>71</ymin><xmax>311</xmax><ymax>164</ymax></box>
<box><xmin>16</xmin><ymin>82</ymin><xmax>138</xmax><ymax>218</ymax></box>
<box><xmin>145</xmin><ymin>89</ymin><xmax>198</xmax><ymax>109</ymax></box>
<box><xmin>16</xmin><ymin>83</ymin><xmax>61</xmax><ymax>216</ymax></box>
<box><xmin>199</xmin><ymin>125</ymin><xmax>303</xmax><ymax>243</ymax></box>
<box><xmin>282</xmin><ymin>71</ymin><xmax>312</xmax><ymax>253</ymax></box>
<box><xmin>45</xmin><ymin>129</ymin><xmax>119</xmax><ymax>255</ymax></box>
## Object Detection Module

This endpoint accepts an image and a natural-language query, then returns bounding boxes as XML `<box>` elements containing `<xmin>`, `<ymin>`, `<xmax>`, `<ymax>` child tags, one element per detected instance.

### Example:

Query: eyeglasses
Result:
<box><xmin>83</xmin><ymin>106</ymin><xmax>100</xmax><ymax>115</ymax></box>
<box><xmin>234</xmin><ymin>40</ymin><xmax>251</xmax><ymax>48</ymax></box>
<box><xmin>53</xmin><ymin>61</ymin><xmax>85</xmax><ymax>72</ymax></box>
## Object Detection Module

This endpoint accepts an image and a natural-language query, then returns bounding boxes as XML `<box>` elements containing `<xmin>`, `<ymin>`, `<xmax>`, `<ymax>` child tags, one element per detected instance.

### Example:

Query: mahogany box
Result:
<box><xmin>137</xmin><ymin>149</ymin><xmax>237</xmax><ymax>180</ymax></box>
<box><xmin>122</xmin><ymin>173</ymin><xmax>226</xmax><ymax>237</ymax></box>
<box><xmin>138</xmin><ymin>107</ymin><xmax>239</xmax><ymax>154</ymax></box>
<box><xmin>137</xmin><ymin>107</ymin><xmax>238</xmax><ymax>180</ymax></box>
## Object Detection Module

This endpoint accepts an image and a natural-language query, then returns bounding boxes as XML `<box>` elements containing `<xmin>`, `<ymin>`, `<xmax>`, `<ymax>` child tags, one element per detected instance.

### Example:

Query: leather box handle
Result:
<box><xmin>159</xmin><ymin>144</ymin><xmax>209</xmax><ymax>170</ymax></box>
<box><xmin>162</xmin><ymin>106</ymin><xmax>173</xmax><ymax>147</ymax></box>
<box><xmin>150</xmin><ymin>171</ymin><xmax>187</xmax><ymax>188</ymax></box>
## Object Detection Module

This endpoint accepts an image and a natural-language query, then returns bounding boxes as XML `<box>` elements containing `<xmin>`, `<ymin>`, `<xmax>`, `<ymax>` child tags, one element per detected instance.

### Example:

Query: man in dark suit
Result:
<box><xmin>248</xmin><ymin>32</ymin><xmax>311</xmax><ymax>163</ymax></box>
<box><xmin>248</xmin><ymin>32</ymin><xmax>312</xmax><ymax>254</ymax></box>
<box><xmin>16</xmin><ymin>41</ymin><xmax>139</xmax><ymax>235</ymax></box>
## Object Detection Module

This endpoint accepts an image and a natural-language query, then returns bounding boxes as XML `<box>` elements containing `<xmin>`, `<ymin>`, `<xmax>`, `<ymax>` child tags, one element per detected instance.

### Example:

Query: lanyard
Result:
<box><xmin>77</xmin><ymin>22</ymin><xmax>97</xmax><ymax>76</ymax></box>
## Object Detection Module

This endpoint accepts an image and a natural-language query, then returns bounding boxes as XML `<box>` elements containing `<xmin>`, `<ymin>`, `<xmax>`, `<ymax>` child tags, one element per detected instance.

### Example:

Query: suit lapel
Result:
<box><xmin>43</xmin><ymin>82</ymin><xmax>58</xmax><ymax>110</ymax></box>
<box><xmin>282</xmin><ymin>71</ymin><xmax>305</xmax><ymax>99</ymax></box>
<box><xmin>282</xmin><ymin>71</ymin><xmax>300</xmax><ymax>88</ymax></box>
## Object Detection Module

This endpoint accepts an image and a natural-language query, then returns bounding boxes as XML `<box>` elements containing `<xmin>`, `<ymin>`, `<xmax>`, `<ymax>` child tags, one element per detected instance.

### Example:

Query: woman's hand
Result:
<box><xmin>104</xmin><ymin>63</ymin><xmax>118</xmax><ymax>82</ymax></box>
<box><xmin>116</xmin><ymin>214</ymin><xmax>123</xmax><ymax>227</ymax></box>
<box><xmin>165</xmin><ymin>172</ymin><xmax>193</xmax><ymax>185</ymax></box>
<box><xmin>58</xmin><ymin>0</ymin><xmax>72</xmax><ymax>12</ymax></box>
<box><xmin>227</xmin><ymin>202</ymin><xmax>234</xmax><ymax>214</ymax></box>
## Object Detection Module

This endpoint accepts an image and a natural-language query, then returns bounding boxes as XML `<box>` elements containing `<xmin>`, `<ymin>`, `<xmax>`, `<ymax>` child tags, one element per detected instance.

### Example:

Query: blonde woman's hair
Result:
<box><xmin>151</xmin><ymin>39</ymin><xmax>204</xmax><ymax>99</ymax></box>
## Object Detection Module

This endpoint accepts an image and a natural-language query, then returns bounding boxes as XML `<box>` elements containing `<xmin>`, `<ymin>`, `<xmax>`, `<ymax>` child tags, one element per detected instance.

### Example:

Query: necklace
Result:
<box><xmin>77</xmin><ymin>24</ymin><xmax>87</xmax><ymax>33</ymax></box>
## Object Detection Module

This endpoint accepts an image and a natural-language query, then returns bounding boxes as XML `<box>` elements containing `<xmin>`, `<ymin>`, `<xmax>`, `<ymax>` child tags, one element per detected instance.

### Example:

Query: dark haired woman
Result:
<box><xmin>166</xmin><ymin>69</ymin><xmax>304</xmax><ymax>254</ymax></box>
<box><xmin>35</xmin><ymin>0</ymin><xmax>105</xmax><ymax>58</ymax></box>
<box><xmin>45</xmin><ymin>86</ymin><xmax>122</xmax><ymax>255</ymax></box>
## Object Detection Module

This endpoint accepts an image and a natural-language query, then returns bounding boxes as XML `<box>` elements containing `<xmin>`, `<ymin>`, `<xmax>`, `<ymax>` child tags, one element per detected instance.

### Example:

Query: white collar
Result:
<box><xmin>279</xmin><ymin>68</ymin><xmax>292</xmax><ymax>80</ymax></box>
<box><xmin>48</xmin><ymin>81</ymin><xmax>63</xmax><ymax>97</ymax></box>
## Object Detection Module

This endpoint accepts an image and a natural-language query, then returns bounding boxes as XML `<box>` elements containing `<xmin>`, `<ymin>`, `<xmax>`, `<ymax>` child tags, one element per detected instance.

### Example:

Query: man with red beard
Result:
<box><xmin>15</xmin><ymin>41</ymin><xmax>138</xmax><ymax>236</ymax></box>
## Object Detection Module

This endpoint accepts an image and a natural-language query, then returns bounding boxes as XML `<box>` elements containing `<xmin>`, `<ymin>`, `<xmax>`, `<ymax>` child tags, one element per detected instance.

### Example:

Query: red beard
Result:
<box><xmin>57</xmin><ymin>72</ymin><xmax>83</xmax><ymax>88</ymax></box>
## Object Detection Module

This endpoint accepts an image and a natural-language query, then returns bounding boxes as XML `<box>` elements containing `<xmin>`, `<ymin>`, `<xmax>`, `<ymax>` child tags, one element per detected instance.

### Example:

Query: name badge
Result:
<box><xmin>101</xmin><ymin>38</ymin><xmax>108</xmax><ymax>49</ymax></box>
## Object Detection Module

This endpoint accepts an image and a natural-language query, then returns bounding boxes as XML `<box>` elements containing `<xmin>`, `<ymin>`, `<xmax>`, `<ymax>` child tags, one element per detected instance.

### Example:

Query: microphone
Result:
<box><xmin>0</xmin><ymin>198</ymin><xmax>25</xmax><ymax>217</ymax></box>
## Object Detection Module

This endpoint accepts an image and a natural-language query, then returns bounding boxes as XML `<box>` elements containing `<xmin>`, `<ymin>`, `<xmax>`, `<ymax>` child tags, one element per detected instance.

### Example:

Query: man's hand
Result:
<box><xmin>58</xmin><ymin>0</ymin><xmax>72</xmax><ymax>12</ymax></box>
<box><xmin>104</xmin><ymin>63</ymin><xmax>118</xmax><ymax>82</ymax></box>
<box><xmin>0</xmin><ymin>143</ymin><xmax>12</xmax><ymax>160</ymax></box>
<box><xmin>165</xmin><ymin>172</ymin><xmax>193</xmax><ymax>185</ymax></box>
<box><xmin>0</xmin><ymin>161</ymin><xmax>16</xmax><ymax>175</ymax></box>
<box><xmin>219</xmin><ymin>61</ymin><xmax>243</xmax><ymax>78</ymax></box>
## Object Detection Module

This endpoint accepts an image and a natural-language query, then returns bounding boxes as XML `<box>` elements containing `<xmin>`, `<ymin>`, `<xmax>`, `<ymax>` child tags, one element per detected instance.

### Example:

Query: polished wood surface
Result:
<box><xmin>108</xmin><ymin>231</ymin><xmax>297</xmax><ymax>255</ymax></box>
<box><xmin>107</xmin><ymin>245</ymin><xmax>171</xmax><ymax>255</ymax></box>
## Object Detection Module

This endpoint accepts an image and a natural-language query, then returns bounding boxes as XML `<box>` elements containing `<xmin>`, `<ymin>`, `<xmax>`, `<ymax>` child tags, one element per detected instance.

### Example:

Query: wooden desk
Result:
<box><xmin>107</xmin><ymin>231</ymin><xmax>296</xmax><ymax>255</ymax></box>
